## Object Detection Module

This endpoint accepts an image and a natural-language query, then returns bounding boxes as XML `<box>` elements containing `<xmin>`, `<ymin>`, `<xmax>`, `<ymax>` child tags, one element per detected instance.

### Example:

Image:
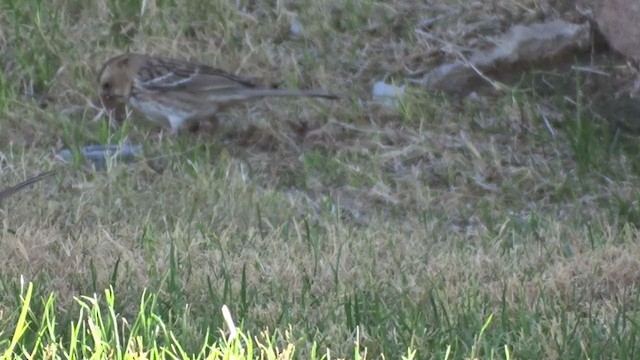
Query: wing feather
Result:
<box><xmin>138</xmin><ymin>57</ymin><xmax>256</xmax><ymax>93</ymax></box>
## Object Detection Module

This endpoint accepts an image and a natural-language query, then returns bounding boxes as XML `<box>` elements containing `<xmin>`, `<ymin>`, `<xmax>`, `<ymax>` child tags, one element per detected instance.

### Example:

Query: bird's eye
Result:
<box><xmin>101</xmin><ymin>82</ymin><xmax>111</xmax><ymax>91</ymax></box>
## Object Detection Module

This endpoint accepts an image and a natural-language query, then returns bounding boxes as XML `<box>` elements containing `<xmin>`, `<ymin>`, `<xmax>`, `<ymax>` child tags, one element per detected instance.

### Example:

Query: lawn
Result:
<box><xmin>1</xmin><ymin>0</ymin><xmax>640</xmax><ymax>359</ymax></box>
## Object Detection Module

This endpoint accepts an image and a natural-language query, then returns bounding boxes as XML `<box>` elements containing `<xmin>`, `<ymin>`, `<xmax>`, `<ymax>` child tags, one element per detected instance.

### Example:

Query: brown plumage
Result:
<box><xmin>97</xmin><ymin>53</ymin><xmax>338</xmax><ymax>132</ymax></box>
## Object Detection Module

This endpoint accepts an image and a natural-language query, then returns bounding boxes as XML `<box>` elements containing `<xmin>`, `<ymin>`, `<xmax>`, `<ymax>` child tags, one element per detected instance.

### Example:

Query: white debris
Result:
<box><xmin>372</xmin><ymin>81</ymin><xmax>405</xmax><ymax>105</ymax></box>
<box><xmin>289</xmin><ymin>17</ymin><xmax>305</xmax><ymax>37</ymax></box>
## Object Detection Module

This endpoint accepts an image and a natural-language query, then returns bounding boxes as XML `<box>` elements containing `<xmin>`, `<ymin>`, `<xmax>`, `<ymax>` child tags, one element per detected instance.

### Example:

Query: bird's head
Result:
<box><xmin>97</xmin><ymin>53</ymin><xmax>139</xmax><ymax>106</ymax></box>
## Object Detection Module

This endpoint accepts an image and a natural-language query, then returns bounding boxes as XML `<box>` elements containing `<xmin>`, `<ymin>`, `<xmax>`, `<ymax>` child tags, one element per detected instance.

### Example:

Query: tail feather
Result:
<box><xmin>241</xmin><ymin>88</ymin><xmax>339</xmax><ymax>100</ymax></box>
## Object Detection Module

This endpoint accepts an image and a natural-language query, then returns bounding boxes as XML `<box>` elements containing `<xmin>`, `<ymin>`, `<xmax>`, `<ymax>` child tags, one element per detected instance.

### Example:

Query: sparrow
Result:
<box><xmin>97</xmin><ymin>53</ymin><xmax>338</xmax><ymax>133</ymax></box>
<box><xmin>0</xmin><ymin>170</ymin><xmax>56</xmax><ymax>202</ymax></box>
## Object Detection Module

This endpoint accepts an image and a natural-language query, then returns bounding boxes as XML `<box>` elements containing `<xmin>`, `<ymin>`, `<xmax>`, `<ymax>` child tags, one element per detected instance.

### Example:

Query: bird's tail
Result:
<box><xmin>241</xmin><ymin>88</ymin><xmax>339</xmax><ymax>100</ymax></box>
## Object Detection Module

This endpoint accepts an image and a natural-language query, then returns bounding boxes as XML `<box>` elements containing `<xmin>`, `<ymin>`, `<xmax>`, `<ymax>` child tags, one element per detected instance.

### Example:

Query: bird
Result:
<box><xmin>0</xmin><ymin>170</ymin><xmax>56</xmax><ymax>202</ymax></box>
<box><xmin>97</xmin><ymin>53</ymin><xmax>338</xmax><ymax>133</ymax></box>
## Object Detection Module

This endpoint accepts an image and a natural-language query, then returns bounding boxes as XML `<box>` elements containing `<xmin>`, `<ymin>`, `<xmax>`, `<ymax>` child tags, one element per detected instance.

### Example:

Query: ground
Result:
<box><xmin>1</xmin><ymin>0</ymin><xmax>640</xmax><ymax>358</ymax></box>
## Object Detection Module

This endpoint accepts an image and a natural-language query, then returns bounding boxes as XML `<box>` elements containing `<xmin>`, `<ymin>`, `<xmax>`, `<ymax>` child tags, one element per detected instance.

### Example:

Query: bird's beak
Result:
<box><xmin>100</xmin><ymin>92</ymin><xmax>125</xmax><ymax>104</ymax></box>
<box><xmin>99</xmin><ymin>93</ymin><xmax>126</xmax><ymax>113</ymax></box>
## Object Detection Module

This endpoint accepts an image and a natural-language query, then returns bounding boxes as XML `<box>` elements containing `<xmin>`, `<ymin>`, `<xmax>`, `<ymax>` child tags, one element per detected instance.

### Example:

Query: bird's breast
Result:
<box><xmin>129</xmin><ymin>94</ymin><xmax>196</xmax><ymax>127</ymax></box>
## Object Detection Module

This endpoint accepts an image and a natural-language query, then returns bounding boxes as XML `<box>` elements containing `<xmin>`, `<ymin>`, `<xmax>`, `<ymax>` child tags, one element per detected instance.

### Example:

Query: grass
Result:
<box><xmin>2</xmin><ymin>0</ymin><xmax>640</xmax><ymax>358</ymax></box>
<box><xmin>0</xmin><ymin>281</ymin><xmax>339</xmax><ymax>359</ymax></box>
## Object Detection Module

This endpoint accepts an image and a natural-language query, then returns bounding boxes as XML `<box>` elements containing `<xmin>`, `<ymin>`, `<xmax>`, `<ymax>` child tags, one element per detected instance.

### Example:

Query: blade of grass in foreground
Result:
<box><xmin>2</xmin><ymin>279</ymin><xmax>33</xmax><ymax>359</ymax></box>
<box><xmin>1</xmin><ymin>282</ymin><xmax>501</xmax><ymax>359</ymax></box>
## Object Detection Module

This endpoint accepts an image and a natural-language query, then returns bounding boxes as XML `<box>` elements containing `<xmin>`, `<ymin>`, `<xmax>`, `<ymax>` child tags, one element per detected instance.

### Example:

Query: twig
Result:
<box><xmin>221</xmin><ymin>305</ymin><xmax>238</xmax><ymax>342</ymax></box>
<box><xmin>0</xmin><ymin>170</ymin><xmax>57</xmax><ymax>201</ymax></box>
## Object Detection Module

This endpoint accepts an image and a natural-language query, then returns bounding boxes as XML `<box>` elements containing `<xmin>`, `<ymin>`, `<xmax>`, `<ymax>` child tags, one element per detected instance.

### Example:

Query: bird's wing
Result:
<box><xmin>138</xmin><ymin>57</ymin><xmax>256</xmax><ymax>93</ymax></box>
